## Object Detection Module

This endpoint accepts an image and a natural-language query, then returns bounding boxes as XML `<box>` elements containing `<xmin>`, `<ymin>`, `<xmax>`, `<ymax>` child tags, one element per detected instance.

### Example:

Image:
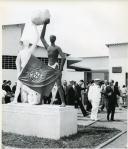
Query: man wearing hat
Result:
<box><xmin>88</xmin><ymin>78</ymin><xmax>102</xmax><ymax>121</ymax></box>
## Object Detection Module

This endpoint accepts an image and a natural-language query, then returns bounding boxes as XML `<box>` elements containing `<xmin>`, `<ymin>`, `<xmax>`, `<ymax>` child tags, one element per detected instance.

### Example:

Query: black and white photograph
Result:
<box><xmin>1</xmin><ymin>0</ymin><xmax>128</xmax><ymax>148</ymax></box>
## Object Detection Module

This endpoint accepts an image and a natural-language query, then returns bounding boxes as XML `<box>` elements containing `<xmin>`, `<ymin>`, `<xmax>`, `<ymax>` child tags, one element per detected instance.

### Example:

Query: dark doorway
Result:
<box><xmin>84</xmin><ymin>72</ymin><xmax>92</xmax><ymax>83</ymax></box>
<box><xmin>126</xmin><ymin>73</ymin><xmax>128</xmax><ymax>86</ymax></box>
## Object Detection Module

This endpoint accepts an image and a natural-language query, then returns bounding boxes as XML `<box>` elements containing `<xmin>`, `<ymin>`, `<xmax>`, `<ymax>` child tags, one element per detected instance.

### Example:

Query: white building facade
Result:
<box><xmin>106</xmin><ymin>43</ymin><xmax>128</xmax><ymax>87</ymax></box>
<box><xmin>2</xmin><ymin>24</ymin><xmax>128</xmax><ymax>87</ymax></box>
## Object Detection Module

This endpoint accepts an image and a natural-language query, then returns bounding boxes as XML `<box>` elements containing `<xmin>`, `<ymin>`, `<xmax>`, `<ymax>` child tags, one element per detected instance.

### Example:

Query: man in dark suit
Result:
<box><xmin>4</xmin><ymin>80</ymin><xmax>12</xmax><ymax>103</ymax></box>
<box><xmin>74</xmin><ymin>80</ymin><xmax>89</xmax><ymax>117</ymax></box>
<box><xmin>2</xmin><ymin>80</ymin><xmax>7</xmax><ymax>90</ymax></box>
<box><xmin>66</xmin><ymin>80</ymin><xmax>76</xmax><ymax>105</ymax></box>
<box><xmin>54</xmin><ymin>80</ymin><xmax>68</xmax><ymax>105</ymax></box>
<box><xmin>44</xmin><ymin>92</ymin><xmax>52</xmax><ymax>104</ymax></box>
<box><xmin>105</xmin><ymin>81</ymin><xmax>116</xmax><ymax>121</ymax></box>
<box><xmin>4</xmin><ymin>80</ymin><xmax>12</xmax><ymax>93</ymax></box>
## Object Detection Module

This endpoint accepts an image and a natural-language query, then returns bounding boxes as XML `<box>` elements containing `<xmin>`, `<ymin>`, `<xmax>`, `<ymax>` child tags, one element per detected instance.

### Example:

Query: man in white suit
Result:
<box><xmin>88</xmin><ymin>79</ymin><xmax>101</xmax><ymax>121</ymax></box>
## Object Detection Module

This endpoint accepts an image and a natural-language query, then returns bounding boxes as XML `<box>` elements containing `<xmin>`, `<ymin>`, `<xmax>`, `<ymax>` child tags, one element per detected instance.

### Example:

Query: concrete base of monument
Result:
<box><xmin>2</xmin><ymin>103</ymin><xmax>77</xmax><ymax>140</ymax></box>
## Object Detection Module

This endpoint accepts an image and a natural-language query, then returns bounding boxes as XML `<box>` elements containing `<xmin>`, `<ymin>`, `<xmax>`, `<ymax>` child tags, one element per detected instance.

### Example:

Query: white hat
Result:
<box><xmin>94</xmin><ymin>78</ymin><xmax>100</xmax><ymax>82</ymax></box>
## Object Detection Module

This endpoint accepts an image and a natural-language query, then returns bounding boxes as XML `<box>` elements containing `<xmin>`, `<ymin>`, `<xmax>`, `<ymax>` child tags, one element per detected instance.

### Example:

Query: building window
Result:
<box><xmin>2</xmin><ymin>55</ymin><xmax>17</xmax><ymax>69</ymax></box>
<box><xmin>2</xmin><ymin>55</ymin><xmax>61</xmax><ymax>69</ymax></box>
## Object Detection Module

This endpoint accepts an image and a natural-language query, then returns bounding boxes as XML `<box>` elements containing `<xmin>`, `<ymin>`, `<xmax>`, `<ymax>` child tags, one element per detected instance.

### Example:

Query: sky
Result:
<box><xmin>1</xmin><ymin>0</ymin><xmax>128</xmax><ymax>57</ymax></box>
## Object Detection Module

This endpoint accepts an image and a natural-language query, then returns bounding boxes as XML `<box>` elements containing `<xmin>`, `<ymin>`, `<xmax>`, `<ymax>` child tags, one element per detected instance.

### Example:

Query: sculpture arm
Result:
<box><xmin>29</xmin><ymin>24</ymin><xmax>40</xmax><ymax>54</ymax></box>
<box><xmin>40</xmin><ymin>23</ymin><xmax>49</xmax><ymax>49</ymax></box>
<box><xmin>58</xmin><ymin>47</ymin><xmax>66</xmax><ymax>71</ymax></box>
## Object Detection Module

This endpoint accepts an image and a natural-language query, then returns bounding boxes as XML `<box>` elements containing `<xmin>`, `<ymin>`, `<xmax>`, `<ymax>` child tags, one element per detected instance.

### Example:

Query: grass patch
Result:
<box><xmin>2</xmin><ymin>126</ymin><xmax>121</xmax><ymax>148</ymax></box>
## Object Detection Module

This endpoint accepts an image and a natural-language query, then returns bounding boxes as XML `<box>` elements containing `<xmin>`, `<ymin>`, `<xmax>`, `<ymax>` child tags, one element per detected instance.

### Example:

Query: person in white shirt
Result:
<box><xmin>121</xmin><ymin>85</ymin><xmax>127</xmax><ymax>106</ymax></box>
<box><xmin>88</xmin><ymin>79</ymin><xmax>102</xmax><ymax>121</ymax></box>
<box><xmin>51</xmin><ymin>84</ymin><xmax>58</xmax><ymax>104</ymax></box>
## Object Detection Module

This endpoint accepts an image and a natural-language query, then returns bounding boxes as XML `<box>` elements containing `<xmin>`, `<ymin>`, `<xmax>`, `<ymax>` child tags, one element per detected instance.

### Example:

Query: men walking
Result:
<box><xmin>66</xmin><ymin>80</ymin><xmax>76</xmax><ymax>106</ymax></box>
<box><xmin>100</xmin><ymin>80</ymin><xmax>108</xmax><ymax>111</ymax></box>
<box><xmin>74</xmin><ymin>80</ymin><xmax>89</xmax><ymax>117</ymax></box>
<box><xmin>105</xmin><ymin>81</ymin><xmax>116</xmax><ymax>121</ymax></box>
<box><xmin>88</xmin><ymin>79</ymin><xmax>101</xmax><ymax>121</ymax></box>
<box><xmin>54</xmin><ymin>80</ymin><xmax>68</xmax><ymax>105</ymax></box>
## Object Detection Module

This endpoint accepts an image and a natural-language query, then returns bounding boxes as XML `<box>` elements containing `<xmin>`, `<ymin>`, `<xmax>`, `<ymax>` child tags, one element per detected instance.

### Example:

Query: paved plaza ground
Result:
<box><xmin>78</xmin><ymin>106</ymin><xmax>127</xmax><ymax>148</ymax></box>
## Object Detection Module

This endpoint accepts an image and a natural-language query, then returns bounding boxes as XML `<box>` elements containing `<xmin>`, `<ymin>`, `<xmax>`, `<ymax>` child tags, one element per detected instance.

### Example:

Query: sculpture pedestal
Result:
<box><xmin>2</xmin><ymin>103</ymin><xmax>77</xmax><ymax>139</ymax></box>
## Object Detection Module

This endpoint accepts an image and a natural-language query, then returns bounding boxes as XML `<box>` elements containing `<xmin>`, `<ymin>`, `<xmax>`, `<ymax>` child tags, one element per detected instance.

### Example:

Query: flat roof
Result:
<box><xmin>106</xmin><ymin>42</ymin><xmax>128</xmax><ymax>47</ymax></box>
<box><xmin>2</xmin><ymin>23</ymin><xmax>25</xmax><ymax>27</ymax></box>
<box><xmin>70</xmin><ymin>58</ymin><xmax>109</xmax><ymax>72</ymax></box>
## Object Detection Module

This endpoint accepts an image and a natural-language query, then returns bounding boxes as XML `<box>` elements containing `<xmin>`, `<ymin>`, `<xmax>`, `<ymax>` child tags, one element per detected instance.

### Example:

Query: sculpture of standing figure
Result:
<box><xmin>12</xmin><ymin>23</ymin><xmax>39</xmax><ymax>103</ymax></box>
<box><xmin>40</xmin><ymin>19</ymin><xmax>66</xmax><ymax>107</ymax></box>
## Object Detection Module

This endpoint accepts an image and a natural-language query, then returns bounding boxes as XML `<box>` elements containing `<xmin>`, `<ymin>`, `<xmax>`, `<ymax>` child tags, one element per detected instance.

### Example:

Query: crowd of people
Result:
<box><xmin>2</xmin><ymin>78</ymin><xmax>128</xmax><ymax>121</ymax></box>
<box><xmin>2</xmin><ymin>80</ymin><xmax>17</xmax><ymax>104</ymax></box>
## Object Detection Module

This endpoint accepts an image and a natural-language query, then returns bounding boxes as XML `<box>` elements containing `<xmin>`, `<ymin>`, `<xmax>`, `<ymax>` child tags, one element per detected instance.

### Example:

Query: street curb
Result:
<box><xmin>78</xmin><ymin>118</ymin><xmax>101</xmax><ymax>127</ymax></box>
<box><xmin>95</xmin><ymin>130</ymin><xmax>127</xmax><ymax>149</ymax></box>
<box><xmin>3</xmin><ymin>146</ymin><xmax>25</xmax><ymax>149</ymax></box>
<box><xmin>85</xmin><ymin>119</ymin><xmax>99</xmax><ymax>127</ymax></box>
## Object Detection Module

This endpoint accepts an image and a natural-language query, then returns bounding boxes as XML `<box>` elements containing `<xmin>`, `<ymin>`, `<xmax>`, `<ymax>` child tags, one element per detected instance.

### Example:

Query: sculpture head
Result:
<box><xmin>50</xmin><ymin>35</ymin><xmax>56</xmax><ymax>44</ymax></box>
